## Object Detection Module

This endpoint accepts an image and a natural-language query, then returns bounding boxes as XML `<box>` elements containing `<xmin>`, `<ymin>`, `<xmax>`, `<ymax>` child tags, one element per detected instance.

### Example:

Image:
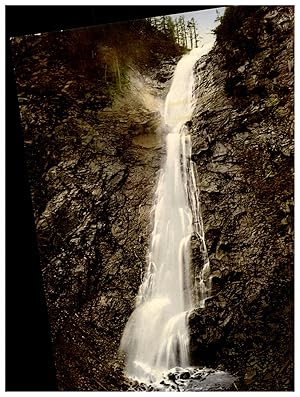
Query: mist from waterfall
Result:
<box><xmin>120</xmin><ymin>45</ymin><xmax>212</xmax><ymax>384</ymax></box>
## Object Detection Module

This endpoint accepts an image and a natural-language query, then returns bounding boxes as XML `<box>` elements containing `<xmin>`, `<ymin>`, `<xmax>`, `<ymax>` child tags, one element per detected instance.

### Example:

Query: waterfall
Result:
<box><xmin>120</xmin><ymin>45</ymin><xmax>212</xmax><ymax>384</ymax></box>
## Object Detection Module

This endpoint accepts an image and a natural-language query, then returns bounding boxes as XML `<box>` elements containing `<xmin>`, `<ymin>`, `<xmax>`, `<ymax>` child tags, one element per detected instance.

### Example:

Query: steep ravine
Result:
<box><xmin>11</xmin><ymin>6</ymin><xmax>293</xmax><ymax>391</ymax></box>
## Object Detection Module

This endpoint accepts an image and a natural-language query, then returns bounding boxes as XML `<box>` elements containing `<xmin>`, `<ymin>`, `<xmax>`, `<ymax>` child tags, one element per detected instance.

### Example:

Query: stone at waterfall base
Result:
<box><xmin>127</xmin><ymin>367</ymin><xmax>237</xmax><ymax>391</ymax></box>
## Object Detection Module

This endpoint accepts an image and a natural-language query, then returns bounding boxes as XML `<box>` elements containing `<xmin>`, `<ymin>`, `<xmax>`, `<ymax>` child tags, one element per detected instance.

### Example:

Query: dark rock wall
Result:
<box><xmin>37</xmin><ymin>107</ymin><xmax>163</xmax><ymax>391</ymax></box>
<box><xmin>189</xmin><ymin>6</ymin><xmax>293</xmax><ymax>391</ymax></box>
<box><xmin>11</xmin><ymin>31</ymin><xmax>175</xmax><ymax>390</ymax></box>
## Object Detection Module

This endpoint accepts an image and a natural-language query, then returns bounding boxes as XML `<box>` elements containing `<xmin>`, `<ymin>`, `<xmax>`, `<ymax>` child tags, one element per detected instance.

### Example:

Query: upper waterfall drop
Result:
<box><xmin>164</xmin><ymin>44</ymin><xmax>213</xmax><ymax>129</ymax></box>
<box><xmin>120</xmin><ymin>44</ymin><xmax>213</xmax><ymax>384</ymax></box>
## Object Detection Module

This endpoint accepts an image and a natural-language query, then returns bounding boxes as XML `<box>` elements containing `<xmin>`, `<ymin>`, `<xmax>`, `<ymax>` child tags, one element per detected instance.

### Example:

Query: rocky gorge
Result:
<box><xmin>10</xmin><ymin>6</ymin><xmax>293</xmax><ymax>391</ymax></box>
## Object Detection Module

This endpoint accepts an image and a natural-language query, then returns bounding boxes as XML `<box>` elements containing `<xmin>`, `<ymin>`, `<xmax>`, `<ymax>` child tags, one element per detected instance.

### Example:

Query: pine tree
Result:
<box><xmin>191</xmin><ymin>17</ymin><xmax>199</xmax><ymax>48</ymax></box>
<box><xmin>187</xmin><ymin>21</ymin><xmax>193</xmax><ymax>48</ymax></box>
<box><xmin>166</xmin><ymin>16</ymin><xmax>176</xmax><ymax>41</ymax></box>
<box><xmin>159</xmin><ymin>16</ymin><xmax>167</xmax><ymax>35</ymax></box>
<box><xmin>174</xmin><ymin>17</ymin><xmax>180</xmax><ymax>45</ymax></box>
<box><xmin>147</xmin><ymin>14</ymin><xmax>191</xmax><ymax>49</ymax></box>
<box><xmin>178</xmin><ymin>16</ymin><xmax>187</xmax><ymax>48</ymax></box>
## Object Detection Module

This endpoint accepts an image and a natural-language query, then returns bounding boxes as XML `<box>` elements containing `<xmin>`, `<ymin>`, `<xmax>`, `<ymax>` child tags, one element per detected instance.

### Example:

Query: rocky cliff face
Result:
<box><xmin>11</xmin><ymin>29</ymin><xmax>177</xmax><ymax>391</ymax></box>
<box><xmin>189</xmin><ymin>6</ymin><xmax>293</xmax><ymax>391</ymax></box>
<box><xmin>11</xmin><ymin>5</ymin><xmax>293</xmax><ymax>391</ymax></box>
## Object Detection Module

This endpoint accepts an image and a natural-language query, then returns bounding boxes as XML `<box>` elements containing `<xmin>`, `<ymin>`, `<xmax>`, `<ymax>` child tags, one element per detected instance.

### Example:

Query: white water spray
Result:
<box><xmin>120</xmin><ymin>45</ymin><xmax>212</xmax><ymax>384</ymax></box>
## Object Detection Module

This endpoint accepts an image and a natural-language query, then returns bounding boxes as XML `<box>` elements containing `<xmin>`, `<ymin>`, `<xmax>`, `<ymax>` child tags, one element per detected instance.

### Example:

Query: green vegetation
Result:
<box><xmin>54</xmin><ymin>17</ymin><xmax>185</xmax><ymax>99</ymax></box>
<box><xmin>12</xmin><ymin>15</ymin><xmax>187</xmax><ymax>110</ymax></box>
<box><xmin>147</xmin><ymin>15</ymin><xmax>200</xmax><ymax>49</ymax></box>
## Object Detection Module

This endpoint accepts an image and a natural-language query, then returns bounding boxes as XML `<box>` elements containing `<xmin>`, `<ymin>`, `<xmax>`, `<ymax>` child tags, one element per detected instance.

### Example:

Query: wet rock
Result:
<box><xmin>129</xmin><ymin>367</ymin><xmax>236</xmax><ymax>392</ymax></box>
<box><xmin>185</xmin><ymin>371</ymin><xmax>237</xmax><ymax>391</ymax></box>
<box><xmin>178</xmin><ymin>370</ymin><xmax>190</xmax><ymax>380</ymax></box>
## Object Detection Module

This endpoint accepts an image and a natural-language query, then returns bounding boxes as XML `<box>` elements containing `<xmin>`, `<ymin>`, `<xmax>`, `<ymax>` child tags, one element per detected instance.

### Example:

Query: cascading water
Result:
<box><xmin>120</xmin><ymin>45</ymin><xmax>213</xmax><ymax>385</ymax></box>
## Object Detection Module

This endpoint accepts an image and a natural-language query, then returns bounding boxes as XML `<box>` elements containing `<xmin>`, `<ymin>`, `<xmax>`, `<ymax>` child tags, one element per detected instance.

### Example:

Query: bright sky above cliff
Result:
<box><xmin>169</xmin><ymin>7</ymin><xmax>226</xmax><ymax>48</ymax></box>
